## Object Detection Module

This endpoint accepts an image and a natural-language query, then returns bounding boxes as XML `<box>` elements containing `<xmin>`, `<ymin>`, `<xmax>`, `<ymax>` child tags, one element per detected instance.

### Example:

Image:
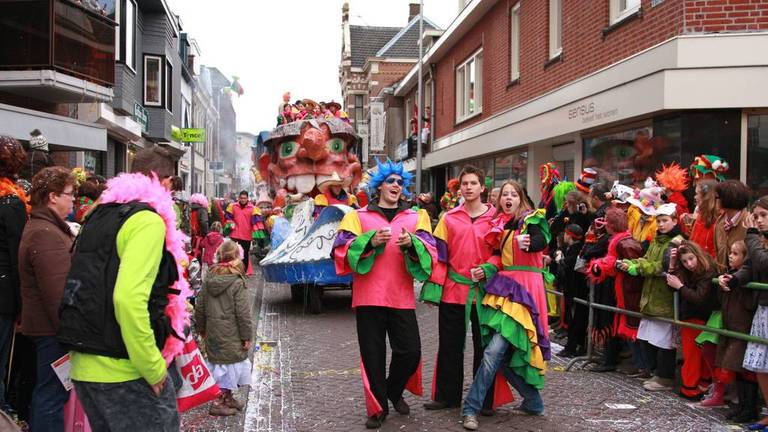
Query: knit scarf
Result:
<box><xmin>0</xmin><ymin>177</ymin><xmax>30</xmax><ymax>214</ymax></box>
<box><xmin>99</xmin><ymin>173</ymin><xmax>191</xmax><ymax>366</ymax></box>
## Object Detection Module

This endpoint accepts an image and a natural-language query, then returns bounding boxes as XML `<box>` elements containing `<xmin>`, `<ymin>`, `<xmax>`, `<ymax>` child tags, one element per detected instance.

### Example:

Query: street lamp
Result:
<box><xmin>415</xmin><ymin>0</ymin><xmax>424</xmax><ymax>195</ymax></box>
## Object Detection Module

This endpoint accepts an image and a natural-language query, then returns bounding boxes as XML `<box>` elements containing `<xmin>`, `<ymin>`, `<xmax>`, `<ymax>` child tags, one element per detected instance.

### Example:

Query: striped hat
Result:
<box><xmin>575</xmin><ymin>168</ymin><xmax>598</xmax><ymax>193</ymax></box>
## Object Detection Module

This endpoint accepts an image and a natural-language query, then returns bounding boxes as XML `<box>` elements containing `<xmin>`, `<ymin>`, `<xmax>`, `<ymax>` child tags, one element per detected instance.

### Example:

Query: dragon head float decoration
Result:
<box><xmin>259</xmin><ymin>118</ymin><xmax>362</xmax><ymax>205</ymax></box>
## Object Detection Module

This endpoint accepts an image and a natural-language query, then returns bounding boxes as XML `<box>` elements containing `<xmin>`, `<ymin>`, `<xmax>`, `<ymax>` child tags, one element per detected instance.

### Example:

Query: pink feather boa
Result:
<box><xmin>100</xmin><ymin>173</ymin><xmax>191</xmax><ymax>366</ymax></box>
<box><xmin>189</xmin><ymin>193</ymin><xmax>209</xmax><ymax>208</ymax></box>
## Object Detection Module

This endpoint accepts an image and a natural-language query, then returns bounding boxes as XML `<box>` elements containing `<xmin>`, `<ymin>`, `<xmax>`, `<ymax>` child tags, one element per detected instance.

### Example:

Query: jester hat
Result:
<box><xmin>539</xmin><ymin>162</ymin><xmax>561</xmax><ymax>190</ymax></box>
<box><xmin>368</xmin><ymin>158</ymin><xmax>414</xmax><ymax>198</ymax></box>
<box><xmin>690</xmin><ymin>155</ymin><xmax>729</xmax><ymax>181</ymax></box>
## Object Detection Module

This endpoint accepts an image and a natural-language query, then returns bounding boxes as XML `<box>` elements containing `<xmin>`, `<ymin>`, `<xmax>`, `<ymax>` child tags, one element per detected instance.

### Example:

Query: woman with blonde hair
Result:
<box><xmin>195</xmin><ymin>240</ymin><xmax>253</xmax><ymax>416</ymax></box>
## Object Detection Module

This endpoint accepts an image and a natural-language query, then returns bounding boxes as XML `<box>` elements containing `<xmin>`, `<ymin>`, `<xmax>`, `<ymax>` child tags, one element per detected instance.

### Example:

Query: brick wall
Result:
<box><xmin>433</xmin><ymin>0</ymin><xmax>686</xmax><ymax>140</ymax></box>
<box><xmin>684</xmin><ymin>0</ymin><xmax>768</xmax><ymax>32</ymax></box>
<box><xmin>369</xmin><ymin>62</ymin><xmax>415</xmax><ymax>97</ymax></box>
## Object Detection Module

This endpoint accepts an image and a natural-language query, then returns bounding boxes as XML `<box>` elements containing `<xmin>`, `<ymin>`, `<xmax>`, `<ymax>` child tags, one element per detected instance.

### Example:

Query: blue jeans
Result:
<box><xmin>462</xmin><ymin>332</ymin><xmax>544</xmax><ymax>416</ymax></box>
<box><xmin>30</xmin><ymin>336</ymin><xmax>69</xmax><ymax>432</ymax></box>
<box><xmin>0</xmin><ymin>314</ymin><xmax>14</xmax><ymax>409</ymax></box>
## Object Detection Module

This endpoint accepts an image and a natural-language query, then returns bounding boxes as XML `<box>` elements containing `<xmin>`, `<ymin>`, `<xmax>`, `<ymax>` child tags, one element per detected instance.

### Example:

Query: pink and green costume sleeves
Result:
<box><xmin>250</xmin><ymin>207</ymin><xmax>267</xmax><ymax>241</ymax></box>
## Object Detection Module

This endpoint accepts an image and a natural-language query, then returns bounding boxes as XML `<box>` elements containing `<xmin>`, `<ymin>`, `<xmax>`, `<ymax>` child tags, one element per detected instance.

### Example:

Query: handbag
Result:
<box><xmin>573</xmin><ymin>256</ymin><xmax>588</xmax><ymax>273</ymax></box>
<box><xmin>175</xmin><ymin>335</ymin><xmax>221</xmax><ymax>412</ymax></box>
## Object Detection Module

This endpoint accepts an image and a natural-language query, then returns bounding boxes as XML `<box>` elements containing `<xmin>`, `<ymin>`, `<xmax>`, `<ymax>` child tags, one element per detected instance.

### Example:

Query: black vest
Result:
<box><xmin>57</xmin><ymin>202</ymin><xmax>181</xmax><ymax>358</ymax></box>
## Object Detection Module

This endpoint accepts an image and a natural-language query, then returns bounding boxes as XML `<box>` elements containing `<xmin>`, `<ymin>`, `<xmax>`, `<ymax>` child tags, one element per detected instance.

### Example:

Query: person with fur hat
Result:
<box><xmin>617</xmin><ymin>203</ymin><xmax>684</xmax><ymax>391</ymax></box>
<box><xmin>313</xmin><ymin>171</ymin><xmax>358</xmax><ymax>219</ymax></box>
<box><xmin>333</xmin><ymin>159</ymin><xmax>439</xmax><ymax>429</ymax></box>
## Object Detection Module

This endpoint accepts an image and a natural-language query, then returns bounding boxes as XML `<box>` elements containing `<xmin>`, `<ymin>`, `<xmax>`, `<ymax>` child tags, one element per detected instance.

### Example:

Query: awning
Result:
<box><xmin>0</xmin><ymin>102</ymin><xmax>107</xmax><ymax>151</ymax></box>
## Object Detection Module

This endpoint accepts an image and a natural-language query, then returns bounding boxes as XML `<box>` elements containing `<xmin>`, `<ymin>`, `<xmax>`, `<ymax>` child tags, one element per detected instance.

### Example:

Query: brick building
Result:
<box><xmin>394</xmin><ymin>0</ymin><xmax>768</xmax><ymax>202</ymax></box>
<box><xmin>339</xmin><ymin>1</ymin><xmax>440</xmax><ymax>167</ymax></box>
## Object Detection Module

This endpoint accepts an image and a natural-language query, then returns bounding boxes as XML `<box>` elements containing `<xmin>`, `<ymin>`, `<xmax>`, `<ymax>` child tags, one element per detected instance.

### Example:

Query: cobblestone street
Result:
<box><xmin>182</xmin><ymin>273</ymin><xmax>743</xmax><ymax>432</ymax></box>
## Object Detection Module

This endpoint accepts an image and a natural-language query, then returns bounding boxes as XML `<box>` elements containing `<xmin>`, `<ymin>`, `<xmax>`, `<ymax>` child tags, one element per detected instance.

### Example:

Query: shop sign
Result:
<box><xmin>567</xmin><ymin>101</ymin><xmax>619</xmax><ymax>125</ymax></box>
<box><xmin>369</xmin><ymin>102</ymin><xmax>385</xmax><ymax>152</ymax></box>
<box><xmin>181</xmin><ymin>128</ymin><xmax>206</xmax><ymax>143</ymax></box>
<box><xmin>133</xmin><ymin>102</ymin><xmax>149</xmax><ymax>133</ymax></box>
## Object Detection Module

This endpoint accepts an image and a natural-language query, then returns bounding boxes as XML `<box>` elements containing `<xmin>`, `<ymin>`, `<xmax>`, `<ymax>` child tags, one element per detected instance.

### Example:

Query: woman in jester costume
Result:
<box><xmin>332</xmin><ymin>159</ymin><xmax>440</xmax><ymax>429</ymax></box>
<box><xmin>461</xmin><ymin>180</ymin><xmax>551</xmax><ymax>430</ymax></box>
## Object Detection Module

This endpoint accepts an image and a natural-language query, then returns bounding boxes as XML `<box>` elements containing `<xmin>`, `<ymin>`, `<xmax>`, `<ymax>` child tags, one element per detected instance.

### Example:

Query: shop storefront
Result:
<box><xmin>447</xmin><ymin>149</ymin><xmax>528</xmax><ymax>189</ymax></box>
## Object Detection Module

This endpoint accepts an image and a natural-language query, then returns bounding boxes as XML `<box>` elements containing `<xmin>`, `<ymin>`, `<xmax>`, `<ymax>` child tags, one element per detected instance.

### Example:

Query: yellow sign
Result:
<box><xmin>181</xmin><ymin>128</ymin><xmax>206</xmax><ymax>143</ymax></box>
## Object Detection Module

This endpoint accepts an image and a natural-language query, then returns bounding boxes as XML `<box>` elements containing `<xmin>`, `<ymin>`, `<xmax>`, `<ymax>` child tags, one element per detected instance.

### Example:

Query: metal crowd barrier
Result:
<box><xmin>546</xmin><ymin>279</ymin><xmax>768</xmax><ymax>371</ymax></box>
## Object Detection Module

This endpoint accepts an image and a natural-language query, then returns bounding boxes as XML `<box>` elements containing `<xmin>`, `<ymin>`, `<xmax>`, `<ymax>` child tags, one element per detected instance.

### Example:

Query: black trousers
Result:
<box><xmin>642</xmin><ymin>340</ymin><xmax>676</xmax><ymax>379</ymax></box>
<box><xmin>234</xmin><ymin>239</ymin><xmax>251</xmax><ymax>270</ymax></box>
<box><xmin>356</xmin><ymin>306</ymin><xmax>421</xmax><ymax>416</ymax></box>
<box><xmin>434</xmin><ymin>302</ymin><xmax>494</xmax><ymax>408</ymax></box>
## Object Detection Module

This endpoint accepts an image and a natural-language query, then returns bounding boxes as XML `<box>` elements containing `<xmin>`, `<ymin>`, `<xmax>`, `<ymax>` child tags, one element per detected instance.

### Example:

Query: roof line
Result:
<box><xmin>375</xmin><ymin>14</ymin><xmax>440</xmax><ymax>57</ymax></box>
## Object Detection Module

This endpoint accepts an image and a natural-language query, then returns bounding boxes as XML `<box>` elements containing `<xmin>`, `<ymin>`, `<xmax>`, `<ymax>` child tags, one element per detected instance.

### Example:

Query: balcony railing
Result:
<box><xmin>0</xmin><ymin>0</ymin><xmax>116</xmax><ymax>87</ymax></box>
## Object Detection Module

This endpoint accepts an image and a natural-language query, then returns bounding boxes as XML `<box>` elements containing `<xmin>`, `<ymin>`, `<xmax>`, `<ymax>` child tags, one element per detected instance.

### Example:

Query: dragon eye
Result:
<box><xmin>279</xmin><ymin>141</ymin><xmax>299</xmax><ymax>159</ymax></box>
<box><xmin>325</xmin><ymin>138</ymin><xmax>345</xmax><ymax>154</ymax></box>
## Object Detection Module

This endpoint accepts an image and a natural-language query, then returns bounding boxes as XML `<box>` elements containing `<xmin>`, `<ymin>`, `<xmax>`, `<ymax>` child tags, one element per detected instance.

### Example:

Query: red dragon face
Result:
<box><xmin>259</xmin><ymin>118</ymin><xmax>362</xmax><ymax>200</ymax></box>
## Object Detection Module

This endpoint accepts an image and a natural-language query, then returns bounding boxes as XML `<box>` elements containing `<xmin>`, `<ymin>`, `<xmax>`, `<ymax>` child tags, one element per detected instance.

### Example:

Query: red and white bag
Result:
<box><xmin>175</xmin><ymin>335</ymin><xmax>221</xmax><ymax>412</ymax></box>
<box><xmin>64</xmin><ymin>388</ymin><xmax>91</xmax><ymax>432</ymax></box>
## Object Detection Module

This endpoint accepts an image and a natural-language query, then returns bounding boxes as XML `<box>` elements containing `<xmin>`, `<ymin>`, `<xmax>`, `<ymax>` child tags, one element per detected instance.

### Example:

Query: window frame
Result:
<box><xmin>124</xmin><ymin>0</ymin><xmax>136</xmax><ymax>71</ymax></box>
<box><xmin>509</xmin><ymin>3</ymin><xmax>521</xmax><ymax>82</ymax></box>
<box><xmin>165</xmin><ymin>58</ymin><xmax>173</xmax><ymax>114</ymax></box>
<box><xmin>610</xmin><ymin>0</ymin><xmax>641</xmax><ymax>25</ymax></box>
<box><xmin>143</xmin><ymin>54</ymin><xmax>163</xmax><ymax>107</ymax></box>
<box><xmin>455</xmin><ymin>48</ymin><xmax>483</xmax><ymax>124</ymax></box>
<box><xmin>548</xmin><ymin>0</ymin><xmax>562</xmax><ymax>60</ymax></box>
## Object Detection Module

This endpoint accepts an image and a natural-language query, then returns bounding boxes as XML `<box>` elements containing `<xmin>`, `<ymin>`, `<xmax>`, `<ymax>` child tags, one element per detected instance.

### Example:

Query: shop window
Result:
<box><xmin>510</xmin><ymin>3</ymin><xmax>521</xmax><ymax>81</ymax></box>
<box><xmin>583</xmin><ymin>125</ymin><xmax>657</xmax><ymax>186</ymax></box>
<box><xmin>494</xmin><ymin>152</ymin><xmax>528</xmax><ymax>188</ymax></box>
<box><xmin>456</xmin><ymin>50</ymin><xmax>483</xmax><ymax>123</ymax></box>
<box><xmin>748</xmin><ymin>114</ymin><xmax>768</xmax><ymax>198</ymax></box>
<box><xmin>548</xmin><ymin>0</ymin><xmax>562</xmax><ymax>59</ymax></box>
<box><xmin>610</xmin><ymin>0</ymin><xmax>640</xmax><ymax>25</ymax></box>
<box><xmin>144</xmin><ymin>55</ymin><xmax>162</xmax><ymax>106</ymax></box>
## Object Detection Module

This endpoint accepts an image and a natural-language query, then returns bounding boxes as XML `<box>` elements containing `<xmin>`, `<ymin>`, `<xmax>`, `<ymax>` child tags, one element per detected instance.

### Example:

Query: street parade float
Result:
<box><xmin>257</xmin><ymin>107</ymin><xmax>362</xmax><ymax>313</ymax></box>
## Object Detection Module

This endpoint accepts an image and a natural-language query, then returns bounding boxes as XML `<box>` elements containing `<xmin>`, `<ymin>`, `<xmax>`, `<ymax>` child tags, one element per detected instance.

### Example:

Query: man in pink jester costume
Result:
<box><xmin>225</xmin><ymin>191</ymin><xmax>267</xmax><ymax>271</ymax></box>
<box><xmin>419</xmin><ymin>165</ymin><xmax>514</xmax><ymax>414</ymax></box>
<box><xmin>332</xmin><ymin>159</ymin><xmax>439</xmax><ymax>429</ymax></box>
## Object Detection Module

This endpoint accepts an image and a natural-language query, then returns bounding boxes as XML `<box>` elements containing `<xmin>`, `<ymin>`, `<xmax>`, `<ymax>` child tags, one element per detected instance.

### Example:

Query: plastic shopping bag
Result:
<box><xmin>64</xmin><ymin>388</ymin><xmax>91</xmax><ymax>432</ymax></box>
<box><xmin>175</xmin><ymin>335</ymin><xmax>221</xmax><ymax>412</ymax></box>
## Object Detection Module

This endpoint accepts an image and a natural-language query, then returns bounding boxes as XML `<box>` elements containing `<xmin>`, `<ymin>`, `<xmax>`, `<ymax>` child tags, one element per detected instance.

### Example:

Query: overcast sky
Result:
<box><xmin>168</xmin><ymin>0</ymin><xmax>461</xmax><ymax>134</ymax></box>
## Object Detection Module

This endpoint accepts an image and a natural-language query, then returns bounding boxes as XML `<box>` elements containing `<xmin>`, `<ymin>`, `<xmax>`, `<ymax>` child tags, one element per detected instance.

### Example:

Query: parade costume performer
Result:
<box><xmin>440</xmin><ymin>178</ymin><xmax>460</xmax><ymax>212</ymax></box>
<box><xmin>225</xmin><ymin>192</ymin><xmax>267</xmax><ymax>271</ymax></box>
<box><xmin>690</xmin><ymin>154</ymin><xmax>729</xmax><ymax>182</ymax></box>
<box><xmin>189</xmin><ymin>193</ymin><xmax>210</xmax><ymax>257</ymax></box>
<box><xmin>313</xmin><ymin>171</ymin><xmax>358</xmax><ymax>219</ymax></box>
<box><xmin>461</xmin><ymin>180</ymin><xmax>552</xmax><ymax>430</ymax></box>
<box><xmin>420</xmin><ymin>166</ymin><xmax>503</xmax><ymax>413</ymax></box>
<box><xmin>333</xmin><ymin>159</ymin><xmax>439</xmax><ymax>429</ymax></box>
<box><xmin>538</xmin><ymin>162</ymin><xmax>561</xmax><ymax>219</ymax></box>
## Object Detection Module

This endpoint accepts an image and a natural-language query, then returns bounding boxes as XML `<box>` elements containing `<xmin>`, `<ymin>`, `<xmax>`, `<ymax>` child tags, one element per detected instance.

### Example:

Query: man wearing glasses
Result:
<box><xmin>333</xmin><ymin>159</ymin><xmax>440</xmax><ymax>429</ymax></box>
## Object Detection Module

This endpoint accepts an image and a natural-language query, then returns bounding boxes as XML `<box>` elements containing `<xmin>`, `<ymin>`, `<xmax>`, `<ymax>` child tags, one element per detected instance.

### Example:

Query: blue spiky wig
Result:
<box><xmin>368</xmin><ymin>158</ymin><xmax>414</xmax><ymax>198</ymax></box>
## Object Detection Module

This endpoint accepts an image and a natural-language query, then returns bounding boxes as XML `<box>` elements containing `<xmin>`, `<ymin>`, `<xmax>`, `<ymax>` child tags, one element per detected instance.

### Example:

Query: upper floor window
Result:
<box><xmin>354</xmin><ymin>94</ymin><xmax>364</xmax><ymax>132</ymax></box>
<box><xmin>165</xmin><ymin>59</ymin><xmax>173</xmax><ymax>113</ymax></box>
<box><xmin>510</xmin><ymin>3</ymin><xmax>521</xmax><ymax>81</ymax></box>
<box><xmin>456</xmin><ymin>49</ymin><xmax>483</xmax><ymax>123</ymax></box>
<box><xmin>549</xmin><ymin>0</ymin><xmax>562</xmax><ymax>59</ymax></box>
<box><xmin>115</xmin><ymin>0</ymin><xmax>136</xmax><ymax>70</ymax></box>
<box><xmin>610</xmin><ymin>0</ymin><xmax>640</xmax><ymax>25</ymax></box>
<box><xmin>144</xmin><ymin>55</ymin><xmax>162</xmax><ymax>106</ymax></box>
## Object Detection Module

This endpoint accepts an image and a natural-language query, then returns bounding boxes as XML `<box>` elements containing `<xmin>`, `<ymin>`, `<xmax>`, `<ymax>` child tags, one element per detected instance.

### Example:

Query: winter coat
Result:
<box><xmin>689</xmin><ymin>219</ymin><xmax>716</xmax><ymax>259</ymax></box>
<box><xmin>190</xmin><ymin>204</ymin><xmax>209</xmax><ymax>238</ymax></box>
<box><xmin>714</xmin><ymin>210</ymin><xmax>748</xmax><ymax>271</ymax></box>
<box><xmin>18</xmin><ymin>207</ymin><xmax>74</xmax><ymax>335</ymax></box>
<box><xmin>719</xmin><ymin>228</ymin><xmax>765</xmax><ymax>371</ymax></box>
<box><xmin>195</xmin><ymin>272</ymin><xmax>252</xmax><ymax>364</ymax></box>
<box><xmin>675</xmin><ymin>265</ymin><xmax>719</xmax><ymax>322</ymax></box>
<box><xmin>629</xmin><ymin>228</ymin><xmax>683</xmax><ymax>318</ymax></box>
<box><xmin>0</xmin><ymin>195</ymin><xmax>27</xmax><ymax>315</ymax></box>
<box><xmin>199</xmin><ymin>231</ymin><xmax>224</xmax><ymax>266</ymax></box>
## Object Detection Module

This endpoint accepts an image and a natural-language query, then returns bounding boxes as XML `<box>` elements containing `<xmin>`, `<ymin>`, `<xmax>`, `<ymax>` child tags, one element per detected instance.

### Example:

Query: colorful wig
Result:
<box><xmin>368</xmin><ymin>158</ymin><xmax>414</xmax><ymax>198</ymax></box>
<box><xmin>553</xmin><ymin>181</ymin><xmax>575</xmax><ymax>212</ymax></box>
<box><xmin>655</xmin><ymin>163</ymin><xmax>690</xmax><ymax>193</ymax></box>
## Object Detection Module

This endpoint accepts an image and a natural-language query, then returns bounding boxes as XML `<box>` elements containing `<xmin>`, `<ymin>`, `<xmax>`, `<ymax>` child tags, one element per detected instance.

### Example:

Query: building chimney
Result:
<box><xmin>409</xmin><ymin>2</ymin><xmax>421</xmax><ymax>22</ymax></box>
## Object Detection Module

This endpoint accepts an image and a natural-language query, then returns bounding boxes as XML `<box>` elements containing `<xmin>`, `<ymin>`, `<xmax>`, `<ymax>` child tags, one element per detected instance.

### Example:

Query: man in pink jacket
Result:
<box><xmin>225</xmin><ymin>190</ymin><xmax>266</xmax><ymax>270</ymax></box>
<box><xmin>420</xmin><ymin>165</ymin><xmax>499</xmax><ymax>414</ymax></box>
<box><xmin>333</xmin><ymin>159</ymin><xmax>440</xmax><ymax>429</ymax></box>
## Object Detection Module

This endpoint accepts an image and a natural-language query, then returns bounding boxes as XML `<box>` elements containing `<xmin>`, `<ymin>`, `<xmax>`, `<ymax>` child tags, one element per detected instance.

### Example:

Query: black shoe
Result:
<box><xmin>732</xmin><ymin>381</ymin><xmax>760</xmax><ymax>423</ymax></box>
<box><xmin>556</xmin><ymin>347</ymin><xmax>575</xmax><ymax>357</ymax></box>
<box><xmin>589</xmin><ymin>364</ymin><xmax>616</xmax><ymax>373</ymax></box>
<box><xmin>392</xmin><ymin>398</ymin><xmax>410</xmax><ymax>415</ymax></box>
<box><xmin>423</xmin><ymin>401</ymin><xmax>456</xmax><ymax>410</ymax></box>
<box><xmin>479</xmin><ymin>408</ymin><xmax>495</xmax><ymax>417</ymax></box>
<box><xmin>365</xmin><ymin>413</ymin><xmax>387</xmax><ymax>429</ymax></box>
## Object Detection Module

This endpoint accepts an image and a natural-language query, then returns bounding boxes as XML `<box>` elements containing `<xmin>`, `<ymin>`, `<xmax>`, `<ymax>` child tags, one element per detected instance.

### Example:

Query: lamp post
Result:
<box><xmin>415</xmin><ymin>0</ymin><xmax>424</xmax><ymax>195</ymax></box>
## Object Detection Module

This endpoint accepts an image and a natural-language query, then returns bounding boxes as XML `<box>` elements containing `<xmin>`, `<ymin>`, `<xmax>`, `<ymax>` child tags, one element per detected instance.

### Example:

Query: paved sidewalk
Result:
<box><xmin>184</xmin><ymin>274</ymin><xmax>740</xmax><ymax>431</ymax></box>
